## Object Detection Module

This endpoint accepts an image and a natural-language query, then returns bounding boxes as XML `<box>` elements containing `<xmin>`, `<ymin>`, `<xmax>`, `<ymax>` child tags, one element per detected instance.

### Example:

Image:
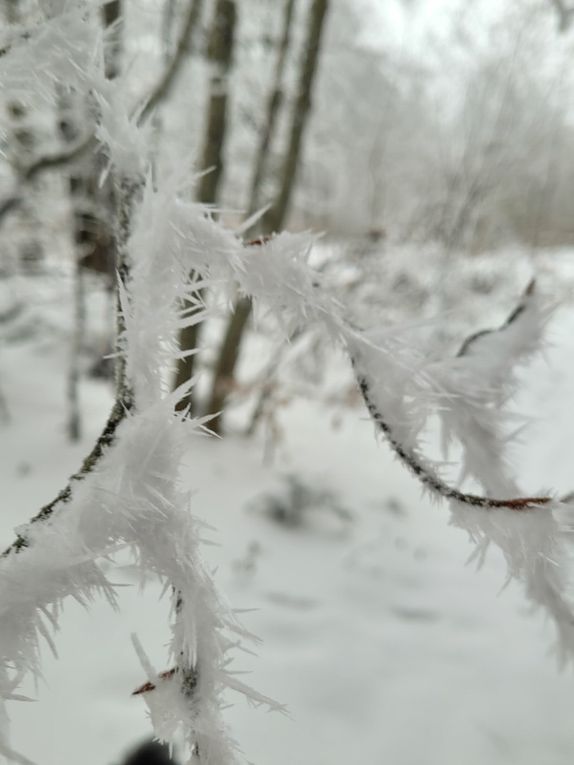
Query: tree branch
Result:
<box><xmin>0</xmin><ymin>135</ymin><xmax>95</xmax><ymax>229</ymax></box>
<box><xmin>353</xmin><ymin>367</ymin><xmax>551</xmax><ymax>511</ymax></box>
<box><xmin>2</xmin><ymin>397</ymin><xmax>131</xmax><ymax>558</ymax></box>
<box><xmin>2</xmin><ymin>171</ymin><xmax>139</xmax><ymax>558</ymax></box>
<box><xmin>549</xmin><ymin>0</ymin><xmax>574</xmax><ymax>32</ymax></box>
<box><xmin>457</xmin><ymin>278</ymin><xmax>535</xmax><ymax>357</ymax></box>
<box><xmin>136</xmin><ymin>0</ymin><xmax>204</xmax><ymax>126</ymax></box>
<box><xmin>352</xmin><ymin>278</ymin><xmax>556</xmax><ymax>511</ymax></box>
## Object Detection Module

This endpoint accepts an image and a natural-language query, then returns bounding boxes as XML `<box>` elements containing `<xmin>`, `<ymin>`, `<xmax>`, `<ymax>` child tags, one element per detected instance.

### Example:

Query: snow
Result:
<box><xmin>2</xmin><ymin>251</ymin><xmax>574</xmax><ymax>765</ymax></box>
<box><xmin>4</xmin><ymin>2</ymin><xmax>574</xmax><ymax>763</ymax></box>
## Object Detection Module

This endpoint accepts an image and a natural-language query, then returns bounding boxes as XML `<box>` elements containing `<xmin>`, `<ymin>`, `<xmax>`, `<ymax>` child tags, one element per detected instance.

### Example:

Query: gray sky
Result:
<box><xmin>359</xmin><ymin>0</ymin><xmax>502</xmax><ymax>53</ymax></box>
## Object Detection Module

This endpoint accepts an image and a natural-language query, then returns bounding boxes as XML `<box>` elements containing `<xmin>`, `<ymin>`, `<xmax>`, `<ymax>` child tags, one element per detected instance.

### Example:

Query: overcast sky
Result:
<box><xmin>359</xmin><ymin>0</ymin><xmax>502</xmax><ymax>54</ymax></box>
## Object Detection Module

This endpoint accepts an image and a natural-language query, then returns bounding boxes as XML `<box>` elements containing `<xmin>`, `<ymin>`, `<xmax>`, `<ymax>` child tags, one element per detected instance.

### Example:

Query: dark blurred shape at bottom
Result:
<box><xmin>121</xmin><ymin>739</ymin><xmax>179</xmax><ymax>765</ymax></box>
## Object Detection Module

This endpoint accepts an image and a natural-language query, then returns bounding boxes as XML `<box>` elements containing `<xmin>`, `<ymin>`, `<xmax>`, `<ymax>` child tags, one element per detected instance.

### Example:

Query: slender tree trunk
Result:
<box><xmin>68</xmin><ymin>250</ymin><xmax>85</xmax><ymax>441</ymax></box>
<box><xmin>4</xmin><ymin>0</ymin><xmax>18</xmax><ymax>24</ymax></box>
<box><xmin>57</xmin><ymin>96</ymin><xmax>91</xmax><ymax>442</ymax></box>
<box><xmin>549</xmin><ymin>0</ymin><xmax>574</xmax><ymax>31</ymax></box>
<box><xmin>4</xmin><ymin>0</ymin><xmax>45</xmax><ymax>272</ymax></box>
<box><xmin>196</xmin><ymin>0</ymin><xmax>237</xmax><ymax>205</ymax></box>
<box><xmin>262</xmin><ymin>0</ymin><xmax>329</xmax><ymax>234</ymax></box>
<box><xmin>162</xmin><ymin>0</ymin><xmax>178</xmax><ymax>51</ymax></box>
<box><xmin>59</xmin><ymin>1</ymin><xmax>122</xmax><ymax>280</ymax></box>
<box><xmin>206</xmin><ymin>0</ymin><xmax>329</xmax><ymax>434</ymax></box>
<box><xmin>61</xmin><ymin>1</ymin><xmax>124</xmax><ymax>440</ymax></box>
<box><xmin>247</xmin><ymin>0</ymin><xmax>297</xmax><ymax>218</ymax></box>
<box><xmin>205</xmin><ymin>296</ymin><xmax>252</xmax><ymax>425</ymax></box>
<box><xmin>174</xmin><ymin>0</ymin><xmax>237</xmax><ymax>413</ymax></box>
<box><xmin>102</xmin><ymin>0</ymin><xmax>123</xmax><ymax>80</ymax></box>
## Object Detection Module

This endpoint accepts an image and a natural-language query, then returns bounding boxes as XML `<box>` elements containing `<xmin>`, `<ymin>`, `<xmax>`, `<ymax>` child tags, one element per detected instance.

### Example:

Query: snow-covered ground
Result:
<box><xmin>2</xmin><ymin>249</ymin><xmax>574</xmax><ymax>765</ymax></box>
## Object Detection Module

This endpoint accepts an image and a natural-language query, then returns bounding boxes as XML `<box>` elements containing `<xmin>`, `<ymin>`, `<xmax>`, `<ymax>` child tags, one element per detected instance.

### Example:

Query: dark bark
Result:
<box><xmin>205</xmin><ymin>295</ymin><xmax>251</xmax><ymax>424</ymax></box>
<box><xmin>247</xmin><ymin>0</ymin><xmax>297</xmax><ymax>218</ymax></box>
<box><xmin>174</xmin><ymin>0</ymin><xmax>237</xmax><ymax>413</ymax></box>
<box><xmin>2</xmin><ymin>167</ymin><xmax>141</xmax><ymax>558</ymax></box>
<box><xmin>3</xmin><ymin>0</ymin><xmax>44</xmax><ymax>270</ymax></box>
<box><xmin>59</xmin><ymin>3</ymin><xmax>124</xmax><ymax>440</ymax></box>
<box><xmin>3</xmin><ymin>397</ymin><xmax>131</xmax><ymax>557</ymax></box>
<box><xmin>58</xmin><ymin>92</ymin><xmax>115</xmax><ymax>279</ymax></box>
<box><xmin>207</xmin><ymin>0</ymin><xmax>329</xmax><ymax>434</ymax></box>
<box><xmin>196</xmin><ymin>0</ymin><xmax>236</xmax><ymax>205</ymax></box>
<box><xmin>68</xmin><ymin>244</ymin><xmax>86</xmax><ymax>441</ymax></box>
<box><xmin>102</xmin><ymin>0</ymin><xmax>123</xmax><ymax>80</ymax></box>
<box><xmin>4</xmin><ymin>0</ymin><xmax>18</xmax><ymax>24</ymax></box>
<box><xmin>55</xmin><ymin>2</ymin><xmax>122</xmax><ymax>283</ymax></box>
<box><xmin>549</xmin><ymin>0</ymin><xmax>574</xmax><ymax>31</ymax></box>
<box><xmin>261</xmin><ymin>0</ymin><xmax>329</xmax><ymax>234</ymax></box>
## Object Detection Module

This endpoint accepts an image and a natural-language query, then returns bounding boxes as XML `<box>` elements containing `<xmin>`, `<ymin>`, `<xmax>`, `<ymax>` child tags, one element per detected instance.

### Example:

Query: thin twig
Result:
<box><xmin>136</xmin><ymin>0</ymin><xmax>204</xmax><ymax>126</ymax></box>
<box><xmin>2</xmin><ymin>397</ymin><xmax>132</xmax><ymax>558</ymax></box>
<box><xmin>1</xmin><ymin>174</ymin><xmax>139</xmax><ymax>559</ymax></box>
<box><xmin>0</xmin><ymin>135</ymin><xmax>95</xmax><ymax>229</ymax></box>
<box><xmin>457</xmin><ymin>278</ymin><xmax>535</xmax><ymax>357</ymax></box>
<box><xmin>19</xmin><ymin>135</ymin><xmax>95</xmax><ymax>182</ymax></box>
<box><xmin>353</xmin><ymin>367</ymin><xmax>551</xmax><ymax>511</ymax></box>
<box><xmin>352</xmin><ymin>279</ymin><xmax>555</xmax><ymax>510</ymax></box>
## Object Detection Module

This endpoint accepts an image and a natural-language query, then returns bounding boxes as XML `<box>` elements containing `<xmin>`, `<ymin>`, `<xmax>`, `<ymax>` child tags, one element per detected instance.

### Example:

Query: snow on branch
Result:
<box><xmin>2</xmin><ymin>6</ymin><xmax>574</xmax><ymax>765</ymax></box>
<box><xmin>0</xmin><ymin>8</ymin><xmax>100</xmax><ymax>102</ymax></box>
<box><xmin>133</xmin><ymin>188</ymin><xmax>573</xmax><ymax>660</ymax></box>
<box><xmin>0</xmin><ymin>9</ymin><xmax>281</xmax><ymax>765</ymax></box>
<box><xmin>347</xmin><ymin>277</ymin><xmax>553</xmax><ymax>509</ymax></box>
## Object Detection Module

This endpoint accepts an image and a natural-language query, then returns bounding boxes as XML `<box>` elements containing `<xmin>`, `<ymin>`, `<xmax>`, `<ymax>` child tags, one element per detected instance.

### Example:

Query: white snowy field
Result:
<box><xmin>2</xmin><ymin>249</ymin><xmax>574</xmax><ymax>765</ymax></box>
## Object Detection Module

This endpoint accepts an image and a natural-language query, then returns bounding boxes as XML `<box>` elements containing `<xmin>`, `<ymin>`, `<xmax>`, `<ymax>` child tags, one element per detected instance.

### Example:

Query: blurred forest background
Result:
<box><xmin>2</xmin><ymin>0</ymin><xmax>574</xmax><ymax>436</ymax></box>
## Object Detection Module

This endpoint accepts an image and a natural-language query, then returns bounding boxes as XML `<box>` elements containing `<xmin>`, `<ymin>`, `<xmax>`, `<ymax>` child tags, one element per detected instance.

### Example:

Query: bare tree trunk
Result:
<box><xmin>196</xmin><ymin>0</ymin><xmax>237</xmax><ymax>205</ymax></box>
<box><xmin>163</xmin><ymin>0</ymin><xmax>178</xmax><ymax>50</ymax></box>
<box><xmin>67</xmin><ymin>250</ymin><xmax>85</xmax><ymax>441</ymax></box>
<box><xmin>206</xmin><ymin>0</ymin><xmax>329</xmax><ymax>434</ymax></box>
<box><xmin>205</xmin><ymin>295</ymin><xmax>251</xmax><ymax>426</ymax></box>
<box><xmin>174</xmin><ymin>0</ymin><xmax>237</xmax><ymax>413</ymax></box>
<box><xmin>102</xmin><ymin>0</ymin><xmax>123</xmax><ymax>80</ymax></box>
<box><xmin>4</xmin><ymin>0</ymin><xmax>45</xmax><ymax>272</ymax></box>
<box><xmin>247</xmin><ymin>0</ymin><xmax>297</xmax><ymax>218</ymax></box>
<box><xmin>61</xmin><ymin>1</ymin><xmax>124</xmax><ymax>440</ymax></box>
<box><xmin>4</xmin><ymin>0</ymin><xmax>18</xmax><ymax>24</ymax></box>
<box><xmin>58</xmin><ymin>0</ymin><xmax>122</xmax><ymax>280</ymax></box>
<box><xmin>262</xmin><ymin>0</ymin><xmax>329</xmax><ymax>234</ymax></box>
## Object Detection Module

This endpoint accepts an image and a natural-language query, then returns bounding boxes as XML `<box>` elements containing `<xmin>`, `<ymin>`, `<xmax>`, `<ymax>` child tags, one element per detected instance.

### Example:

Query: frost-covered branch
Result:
<box><xmin>457</xmin><ymin>278</ymin><xmax>535</xmax><ymax>357</ymax></box>
<box><xmin>350</xmin><ymin>278</ymin><xmax>553</xmax><ymax>511</ymax></box>
<box><xmin>142</xmin><ymin>188</ymin><xmax>557</xmax><ymax>519</ymax></box>
<box><xmin>353</xmin><ymin>370</ymin><xmax>550</xmax><ymax>511</ymax></box>
<box><xmin>0</xmin><ymin>136</ymin><xmax>95</xmax><ymax>227</ymax></box>
<box><xmin>2</xmin><ymin>7</ymin><xmax>574</xmax><ymax>765</ymax></box>
<box><xmin>0</xmin><ymin>11</ymin><xmax>280</xmax><ymax>765</ymax></box>
<box><xmin>135</xmin><ymin>200</ymin><xmax>572</xmax><ymax>659</ymax></box>
<box><xmin>2</xmin><ymin>397</ymin><xmax>130</xmax><ymax>558</ymax></box>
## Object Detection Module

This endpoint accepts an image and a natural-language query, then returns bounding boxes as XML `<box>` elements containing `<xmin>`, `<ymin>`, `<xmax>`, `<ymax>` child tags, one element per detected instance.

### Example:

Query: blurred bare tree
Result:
<box><xmin>174</xmin><ymin>0</ymin><xmax>237</xmax><ymax>413</ymax></box>
<box><xmin>206</xmin><ymin>0</ymin><xmax>330</xmax><ymax>434</ymax></box>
